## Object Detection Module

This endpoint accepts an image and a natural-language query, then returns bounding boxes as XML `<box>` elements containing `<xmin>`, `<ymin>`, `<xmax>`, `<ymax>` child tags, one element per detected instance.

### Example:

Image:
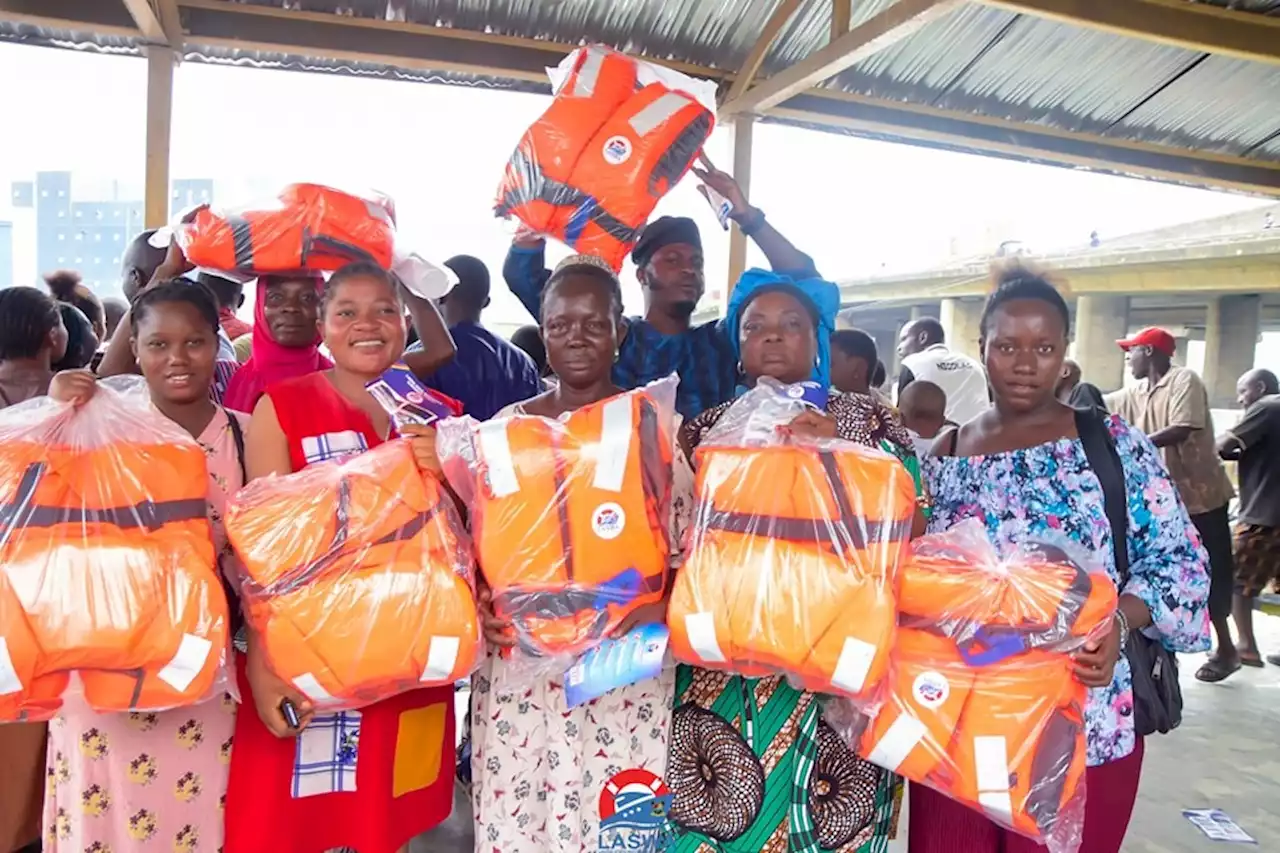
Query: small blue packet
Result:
<box><xmin>365</xmin><ymin>363</ymin><xmax>461</xmax><ymax>430</ymax></box>
<box><xmin>564</xmin><ymin>623</ymin><xmax>669</xmax><ymax>708</ymax></box>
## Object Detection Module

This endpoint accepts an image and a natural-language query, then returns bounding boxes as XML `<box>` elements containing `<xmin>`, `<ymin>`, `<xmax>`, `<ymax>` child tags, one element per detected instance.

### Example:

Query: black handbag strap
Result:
<box><xmin>1074</xmin><ymin>406</ymin><xmax>1129</xmax><ymax>584</ymax></box>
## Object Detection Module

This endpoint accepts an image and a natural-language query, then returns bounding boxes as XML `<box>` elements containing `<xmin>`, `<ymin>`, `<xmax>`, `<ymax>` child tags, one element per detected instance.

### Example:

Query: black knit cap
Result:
<box><xmin>631</xmin><ymin>216</ymin><xmax>702</xmax><ymax>267</ymax></box>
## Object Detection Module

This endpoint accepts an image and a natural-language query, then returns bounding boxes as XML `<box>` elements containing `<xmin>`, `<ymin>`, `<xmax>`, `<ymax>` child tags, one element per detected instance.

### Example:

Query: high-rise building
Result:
<box><xmin>22</xmin><ymin>172</ymin><xmax>213</xmax><ymax>297</ymax></box>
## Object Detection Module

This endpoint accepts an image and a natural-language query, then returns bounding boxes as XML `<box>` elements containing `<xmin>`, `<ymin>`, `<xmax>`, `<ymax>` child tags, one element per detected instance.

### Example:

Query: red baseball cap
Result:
<box><xmin>1116</xmin><ymin>327</ymin><xmax>1176</xmax><ymax>356</ymax></box>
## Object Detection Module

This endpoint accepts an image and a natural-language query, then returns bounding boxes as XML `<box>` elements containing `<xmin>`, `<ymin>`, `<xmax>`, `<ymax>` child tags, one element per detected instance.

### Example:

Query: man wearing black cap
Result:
<box><xmin>502</xmin><ymin>163</ymin><xmax>817</xmax><ymax>419</ymax></box>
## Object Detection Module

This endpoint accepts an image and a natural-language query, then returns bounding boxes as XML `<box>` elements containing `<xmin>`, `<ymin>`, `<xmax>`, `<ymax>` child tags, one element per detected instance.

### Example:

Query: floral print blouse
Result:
<box><xmin>924</xmin><ymin>414</ymin><xmax>1210</xmax><ymax>766</ymax></box>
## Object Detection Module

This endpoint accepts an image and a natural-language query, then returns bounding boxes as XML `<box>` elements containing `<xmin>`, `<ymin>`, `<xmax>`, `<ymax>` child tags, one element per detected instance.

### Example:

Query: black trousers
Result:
<box><xmin>1191</xmin><ymin>504</ymin><xmax>1235</xmax><ymax>622</ymax></box>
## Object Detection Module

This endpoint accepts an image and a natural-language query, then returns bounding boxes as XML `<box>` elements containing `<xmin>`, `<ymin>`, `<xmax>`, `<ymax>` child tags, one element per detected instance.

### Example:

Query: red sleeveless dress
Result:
<box><xmin>224</xmin><ymin>372</ymin><xmax>455</xmax><ymax>853</ymax></box>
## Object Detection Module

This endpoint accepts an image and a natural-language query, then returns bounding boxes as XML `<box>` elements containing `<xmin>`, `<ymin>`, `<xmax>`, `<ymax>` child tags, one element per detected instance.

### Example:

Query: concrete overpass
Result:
<box><xmin>838</xmin><ymin>230</ymin><xmax>1280</xmax><ymax>406</ymax></box>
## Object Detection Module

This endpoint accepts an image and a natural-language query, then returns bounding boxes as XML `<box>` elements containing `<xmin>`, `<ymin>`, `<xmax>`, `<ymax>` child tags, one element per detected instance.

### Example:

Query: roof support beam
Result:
<box><xmin>722</xmin><ymin>0</ymin><xmax>804</xmax><ymax>105</ymax></box>
<box><xmin>720</xmin><ymin>0</ymin><xmax>962</xmax><ymax>117</ymax></box>
<box><xmin>120</xmin><ymin>0</ymin><xmax>164</xmax><ymax>42</ymax></box>
<box><xmin>771</xmin><ymin>90</ymin><xmax>1280</xmax><ymax>195</ymax></box>
<box><xmin>976</xmin><ymin>0</ymin><xmax>1280</xmax><ymax>66</ymax></box>
<box><xmin>144</xmin><ymin>45</ymin><xmax>175</xmax><ymax>229</ymax></box>
<box><xmin>831</xmin><ymin>0</ymin><xmax>851</xmax><ymax>41</ymax></box>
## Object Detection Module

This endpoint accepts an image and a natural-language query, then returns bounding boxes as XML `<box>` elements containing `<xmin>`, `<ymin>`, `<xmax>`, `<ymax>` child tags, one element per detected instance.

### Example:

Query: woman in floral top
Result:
<box><xmin>42</xmin><ymin>281</ymin><xmax>247</xmax><ymax>853</ymax></box>
<box><xmin>914</xmin><ymin>266</ymin><xmax>1209</xmax><ymax>853</ymax></box>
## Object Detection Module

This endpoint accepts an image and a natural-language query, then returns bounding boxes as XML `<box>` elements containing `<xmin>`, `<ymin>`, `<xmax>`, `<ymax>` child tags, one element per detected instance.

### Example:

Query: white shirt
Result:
<box><xmin>897</xmin><ymin>344</ymin><xmax>989</xmax><ymax>426</ymax></box>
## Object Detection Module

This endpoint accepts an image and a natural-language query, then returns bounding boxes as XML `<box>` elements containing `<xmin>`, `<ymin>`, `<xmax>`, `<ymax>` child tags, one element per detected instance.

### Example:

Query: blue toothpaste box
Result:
<box><xmin>365</xmin><ymin>363</ymin><xmax>460</xmax><ymax>430</ymax></box>
<box><xmin>564</xmin><ymin>623</ymin><xmax>669</xmax><ymax>708</ymax></box>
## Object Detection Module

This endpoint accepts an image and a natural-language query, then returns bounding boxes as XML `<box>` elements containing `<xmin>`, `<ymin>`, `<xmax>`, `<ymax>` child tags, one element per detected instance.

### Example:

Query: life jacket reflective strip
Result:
<box><xmin>495</xmin><ymin>47</ymin><xmax>715</xmax><ymax>270</ymax></box>
<box><xmin>0</xmin><ymin>441</ymin><xmax>224</xmax><ymax>720</ymax></box>
<box><xmin>466</xmin><ymin>387</ymin><xmax>673</xmax><ymax>657</ymax></box>
<box><xmin>182</xmin><ymin>183</ymin><xmax>396</xmax><ymax>275</ymax></box>
<box><xmin>668</xmin><ymin>443</ymin><xmax>915</xmax><ymax>700</ymax></box>
<box><xmin>857</xmin><ymin>628</ymin><xmax>1088</xmax><ymax>842</ymax></box>
<box><xmin>227</xmin><ymin>439</ymin><xmax>479</xmax><ymax>706</ymax></box>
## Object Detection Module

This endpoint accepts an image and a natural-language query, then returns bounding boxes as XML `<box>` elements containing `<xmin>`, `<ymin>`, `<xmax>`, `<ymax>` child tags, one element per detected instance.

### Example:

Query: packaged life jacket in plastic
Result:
<box><xmin>667</xmin><ymin>379</ymin><xmax>916</xmax><ymax>703</ymax></box>
<box><xmin>177</xmin><ymin>183</ymin><xmax>396</xmax><ymax>276</ymax></box>
<box><xmin>826</xmin><ymin>519</ymin><xmax>1119</xmax><ymax>853</ymax></box>
<box><xmin>0</xmin><ymin>378</ymin><xmax>228</xmax><ymax>722</ymax></box>
<box><xmin>438</xmin><ymin>376</ymin><xmax>678</xmax><ymax>661</ymax></box>
<box><xmin>495</xmin><ymin>45</ymin><xmax>717</xmax><ymax>271</ymax></box>
<box><xmin>226</xmin><ymin>439</ymin><xmax>480</xmax><ymax>709</ymax></box>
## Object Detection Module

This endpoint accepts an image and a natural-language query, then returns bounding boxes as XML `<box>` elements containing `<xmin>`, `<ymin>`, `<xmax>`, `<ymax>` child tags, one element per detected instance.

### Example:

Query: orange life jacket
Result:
<box><xmin>226</xmin><ymin>439</ymin><xmax>480</xmax><ymax>708</ymax></box>
<box><xmin>445</xmin><ymin>381</ymin><xmax>675</xmax><ymax>658</ymax></box>
<box><xmin>495</xmin><ymin>46</ymin><xmax>715</xmax><ymax>271</ymax></box>
<box><xmin>179</xmin><ymin>183</ymin><xmax>396</xmax><ymax>275</ymax></box>
<box><xmin>668</xmin><ymin>442</ymin><xmax>916</xmax><ymax>701</ymax></box>
<box><xmin>0</xmin><ymin>425</ymin><xmax>226</xmax><ymax>721</ymax></box>
<box><xmin>853</xmin><ymin>539</ymin><xmax>1116</xmax><ymax>844</ymax></box>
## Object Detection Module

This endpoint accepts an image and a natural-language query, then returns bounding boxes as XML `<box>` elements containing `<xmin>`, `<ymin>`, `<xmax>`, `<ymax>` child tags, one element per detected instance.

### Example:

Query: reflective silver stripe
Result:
<box><xmin>572</xmin><ymin>47</ymin><xmax>605</xmax><ymax>97</ymax></box>
<box><xmin>592</xmin><ymin>396</ymin><xmax>634</xmax><ymax>492</ymax></box>
<box><xmin>628</xmin><ymin>91</ymin><xmax>693</xmax><ymax>137</ymax></box>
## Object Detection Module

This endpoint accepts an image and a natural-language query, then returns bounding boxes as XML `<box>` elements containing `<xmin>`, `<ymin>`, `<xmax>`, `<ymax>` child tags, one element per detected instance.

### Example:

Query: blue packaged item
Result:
<box><xmin>564</xmin><ymin>623</ymin><xmax>669</xmax><ymax>708</ymax></box>
<box><xmin>365</xmin><ymin>362</ymin><xmax>461</xmax><ymax>430</ymax></box>
<box><xmin>780</xmin><ymin>379</ymin><xmax>828</xmax><ymax>409</ymax></box>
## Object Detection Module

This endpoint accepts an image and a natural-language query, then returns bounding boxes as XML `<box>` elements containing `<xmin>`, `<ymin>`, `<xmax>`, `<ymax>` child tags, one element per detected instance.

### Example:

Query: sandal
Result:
<box><xmin>1195</xmin><ymin>657</ymin><xmax>1242</xmax><ymax>683</ymax></box>
<box><xmin>1240</xmin><ymin>654</ymin><xmax>1266</xmax><ymax>668</ymax></box>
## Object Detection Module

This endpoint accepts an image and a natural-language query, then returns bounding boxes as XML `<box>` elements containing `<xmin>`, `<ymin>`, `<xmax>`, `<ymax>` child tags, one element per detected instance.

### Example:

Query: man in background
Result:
<box><xmin>898</xmin><ymin>380</ymin><xmax>949</xmax><ymax>458</ymax></box>
<box><xmin>830</xmin><ymin>329</ymin><xmax>879</xmax><ymax>396</ymax></box>
<box><xmin>199</xmin><ymin>271</ymin><xmax>252</xmax><ymax>341</ymax></box>
<box><xmin>1108</xmin><ymin>327</ymin><xmax>1236</xmax><ymax>681</ymax></box>
<box><xmin>1218</xmin><ymin>368</ymin><xmax>1280</xmax><ymax>669</ymax></box>
<box><xmin>896</xmin><ymin>316</ymin><xmax>988</xmax><ymax>426</ymax></box>
<box><xmin>1056</xmin><ymin>358</ymin><xmax>1107</xmax><ymax>410</ymax></box>
<box><xmin>412</xmin><ymin>255</ymin><xmax>540</xmax><ymax>421</ymax></box>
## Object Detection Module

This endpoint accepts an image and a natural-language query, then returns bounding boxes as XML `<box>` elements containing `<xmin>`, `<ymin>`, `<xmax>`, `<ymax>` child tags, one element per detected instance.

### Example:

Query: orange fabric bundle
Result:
<box><xmin>842</xmin><ymin>521</ymin><xmax>1117</xmax><ymax>851</ymax></box>
<box><xmin>177</xmin><ymin>183</ymin><xmax>396</xmax><ymax>275</ymax></box>
<box><xmin>0</xmin><ymin>383</ymin><xmax>227</xmax><ymax>721</ymax></box>
<box><xmin>668</xmin><ymin>441</ymin><xmax>915</xmax><ymax>701</ymax></box>
<box><xmin>495</xmin><ymin>45</ymin><xmax>715</xmax><ymax>271</ymax></box>
<box><xmin>439</xmin><ymin>377</ymin><xmax>677</xmax><ymax>660</ymax></box>
<box><xmin>227</xmin><ymin>439</ymin><xmax>479</xmax><ymax>708</ymax></box>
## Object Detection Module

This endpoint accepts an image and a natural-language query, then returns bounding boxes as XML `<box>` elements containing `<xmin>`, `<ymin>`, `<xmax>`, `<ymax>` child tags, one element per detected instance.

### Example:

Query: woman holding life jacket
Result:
<box><xmin>221</xmin><ymin>274</ymin><xmax>330</xmax><ymax>412</ymax></box>
<box><xmin>225</xmin><ymin>261</ymin><xmax>455</xmax><ymax>853</ymax></box>
<box><xmin>0</xmin><ymin>287</ymin><xmax>68</xmax><ymax>853</ymax></box>
<box><xmin>915</xmin><ymin>266</ymin><xmax>1209</xmax><ymax>853</ymax></box>
<box><xmin>670</xmin><ymin>269</ymin><xmax>925</xmax><ymax>853</ymax></box>
<box><xmin>40</xmin><ymin>280</ymin><xmax>248</xmax><ymax>853</ymax></box>
<box><xmin>468</xmin><ymin>255</ymin><xmax>693</xmax><ymax>853</ymax></box>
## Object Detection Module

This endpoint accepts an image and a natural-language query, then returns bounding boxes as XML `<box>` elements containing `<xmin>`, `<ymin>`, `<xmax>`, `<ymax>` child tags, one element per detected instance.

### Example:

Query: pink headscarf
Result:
<box><xmin>221</xmin><ymin>275</ymin><xmax>332</xmax><ymax>413</ymax></box>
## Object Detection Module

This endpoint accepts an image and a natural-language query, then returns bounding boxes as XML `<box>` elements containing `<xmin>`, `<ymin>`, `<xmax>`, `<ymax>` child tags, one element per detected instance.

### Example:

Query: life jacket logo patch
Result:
<box><xmin>592</xmin><ymin>502</ymin><xmax>627</xmax><ymax>540</ymax></box>
<box><xmin>912</xmin><ymin>670</ymin><xmax>950</xmax><ymax>709</ymax></box>
<box><xmin>602</xmin><ymin>136</ymin><xmax>633</xmax><ymax>166</ymax></box>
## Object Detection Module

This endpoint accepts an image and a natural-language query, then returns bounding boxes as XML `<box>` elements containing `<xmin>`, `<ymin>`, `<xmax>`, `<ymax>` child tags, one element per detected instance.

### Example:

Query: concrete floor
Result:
<box><xmin>415</xmin><ymin>616</ymin><xmax>1280</xmax><ymax>853</ymax></box>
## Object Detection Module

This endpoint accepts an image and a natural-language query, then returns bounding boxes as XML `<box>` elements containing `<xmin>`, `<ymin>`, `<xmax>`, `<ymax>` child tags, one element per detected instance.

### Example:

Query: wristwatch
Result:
<box><xmin>729</xmin><ymin>206</ymin><xmax>766</xmax><ymax>236</ymax></box>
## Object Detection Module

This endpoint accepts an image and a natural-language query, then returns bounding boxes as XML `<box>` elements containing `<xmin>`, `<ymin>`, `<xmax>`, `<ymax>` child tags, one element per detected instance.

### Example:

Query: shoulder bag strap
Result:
<box><xmin>1074</xmin><ymin>406</ymin><xmax>1130</xmax><ymax>585</ymax></box>
<box><xmin>223</xmin><ymin>409</ymin><xmax>248</xmax><ymax>485</ymax></box>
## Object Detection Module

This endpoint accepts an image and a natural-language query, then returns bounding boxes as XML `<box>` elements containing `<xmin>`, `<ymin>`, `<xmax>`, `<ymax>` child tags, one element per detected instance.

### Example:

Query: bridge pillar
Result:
<box><xmin>1203</xmin><ymin>295</ymin><xmax>1260</xmax><ymax>407</ymax></box>
<box><xmin>1074</xmin><ymin>295</ymin><xmax>1129</xmax><ymax>392</ymax></box>
<box><xmin>940</xmin><ymin>297</ymin><xmax>983</xmax><ymax>360</ymax></box>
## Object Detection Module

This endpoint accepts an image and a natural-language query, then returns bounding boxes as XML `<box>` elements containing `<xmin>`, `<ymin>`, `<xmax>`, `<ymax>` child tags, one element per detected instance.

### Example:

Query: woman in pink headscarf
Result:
<box><xmin>222</xmin><ymin>274</ymin><xmax>330</xmax><ymax>412</ymax></box>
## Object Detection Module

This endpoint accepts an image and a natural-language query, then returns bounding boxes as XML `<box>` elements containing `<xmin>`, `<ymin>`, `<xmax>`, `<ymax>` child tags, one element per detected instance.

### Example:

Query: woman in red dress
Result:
<box><xmin>225</xmin><ymin>261</ymin><xmax>457</xmax><ymax>853</ymax></box>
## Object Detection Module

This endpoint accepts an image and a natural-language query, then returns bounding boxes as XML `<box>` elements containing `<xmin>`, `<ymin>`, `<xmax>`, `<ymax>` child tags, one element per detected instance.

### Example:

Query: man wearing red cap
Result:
<box><xmin>1109</xmin><ymin>327</ymin><xmax>1237</xmax><ymax>681</ymax></box>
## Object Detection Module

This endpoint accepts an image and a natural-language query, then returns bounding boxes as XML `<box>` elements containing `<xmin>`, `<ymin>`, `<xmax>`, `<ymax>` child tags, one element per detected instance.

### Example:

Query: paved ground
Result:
<box><xmin>416</xmin><ymin>616</ymin><xmax>1280</xmax><ymax>852</ymax></box>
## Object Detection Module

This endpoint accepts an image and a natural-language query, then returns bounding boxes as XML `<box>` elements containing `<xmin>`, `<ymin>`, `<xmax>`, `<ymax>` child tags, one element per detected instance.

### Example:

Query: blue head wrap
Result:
<box><xmin>722</xmin><ymin>268</ymin><xmax>841</xmax><ymax>388</ymax></box>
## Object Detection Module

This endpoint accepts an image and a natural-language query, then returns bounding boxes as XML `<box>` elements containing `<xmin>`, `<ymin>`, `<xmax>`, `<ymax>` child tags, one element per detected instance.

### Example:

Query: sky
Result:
<box><xmin>0</xmin><ymin>41</ymin><xmax>1273</xmax><ymax>337</ymax></box>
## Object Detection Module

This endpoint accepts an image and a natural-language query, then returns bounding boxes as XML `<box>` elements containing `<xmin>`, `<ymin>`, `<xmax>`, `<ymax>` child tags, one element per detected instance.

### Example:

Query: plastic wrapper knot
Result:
<box><xmin>0</xmin><ymin>377</ymin><xmax>229</xmax><ymax>721</ymax></box>
<box><xmin>438</xmin><ymin>376</ymin><xmax>678</xmax><ymax>676</ymax></box>
<box><xmin>667</xmin><ymin>378</ymin><xmax>916</xmax><ymax>704</ymax></box>
<box><xmin>494</xmin><ymin>45</ymin><xmax>717</xmax><ymax>271</ymax></box>
<box><xmin>824</xmin><ymin>518</ymin><xmax>1119</xmax><ymax>853</ymax></box>
<box><xmin>226</xmin><ymin>439</ymin><xmax>480</xmax><ymax>710</ymax></box>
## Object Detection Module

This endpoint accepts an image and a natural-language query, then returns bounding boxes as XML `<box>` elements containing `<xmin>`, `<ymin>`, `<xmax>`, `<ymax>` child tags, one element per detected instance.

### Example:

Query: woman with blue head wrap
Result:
<box><xmin>667</xmin><ymin>269</ymin><xmax>928</xmax><ymax>853</ymax></box>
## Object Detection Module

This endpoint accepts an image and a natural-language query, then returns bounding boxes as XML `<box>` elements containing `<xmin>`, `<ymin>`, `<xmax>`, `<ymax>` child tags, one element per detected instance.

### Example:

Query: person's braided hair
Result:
<box><xmin>0</xmin><ymin>286</ymin><xmax>62</xmax><ymax>361</ymax></box>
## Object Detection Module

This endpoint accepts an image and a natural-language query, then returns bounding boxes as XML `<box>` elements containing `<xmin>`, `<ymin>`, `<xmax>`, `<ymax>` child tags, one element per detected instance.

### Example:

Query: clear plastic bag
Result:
<box><xmin>494</xmin><ymin>44</ymin><xmax>717</xmax><ymax>271</ymax></box>
<box><xmin>0</xmin><ymin>377</ymin><xmax>231</xmax><ymax>721</ymax></box>
<box><xmin>437</xmin><ymin>376</ymin><xmax>679</xmax><ymax>679</ymax></box>
<box><xmin>175</xmin><ymin>183</ymin><xmax>398</xmax><ymax>275</ymax></box>
<box><xmin>667</xmin><ymin>378</ymin><xmax>917</xmax><ymax>704</ymax></box>
<box><xmin>225</xmin><ymin>439</ymin><xmax>481</xmax><ymax>710</ymax></box>
<box><xmin>824</xmin><ymin>518</ymin><xmax>1119</xmax><ymax>853</ymax></box>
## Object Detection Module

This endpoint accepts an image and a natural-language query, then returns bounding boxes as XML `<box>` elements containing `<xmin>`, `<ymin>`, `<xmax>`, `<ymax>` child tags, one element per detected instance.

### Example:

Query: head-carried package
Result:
<box><xmin>666</xmin><ymin>378</ymin><xmax>916</xmax><ymax>704</ymax></box>
<box><xmin>438</xmin><ymin>376</ymin><xmax>678</xmax><ymax>667</ymax></box>
<box><xmin>494</xmin><ymin>45</ymin><xmax>717</xmax><ymax>271</ymax></box>
<box><xmin>0</xmin><ymin>378</ymin><xmax>229</xmax><ymax>721</ymax></box>
<box><xmin>225</xmin><ymin>439</ymin><xmax>480</xmax><ymax>709</ymax></box>
<box><xmin>824</xmin><ymin>518</ymin><xmax>1119</xmax><ymax>853</ymax></box>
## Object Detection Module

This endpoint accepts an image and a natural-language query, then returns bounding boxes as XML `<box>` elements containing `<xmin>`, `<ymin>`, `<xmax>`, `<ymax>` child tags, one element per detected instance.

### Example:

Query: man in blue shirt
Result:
<box><xmin>503</xmin><ymin>163</ymin><xmax>818</xmax><ymax>419</ymax></box>
<box><xmin>410</xmin><ymin>254</ymin><xmax>541</xmax><ymax>420</ymax></box>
